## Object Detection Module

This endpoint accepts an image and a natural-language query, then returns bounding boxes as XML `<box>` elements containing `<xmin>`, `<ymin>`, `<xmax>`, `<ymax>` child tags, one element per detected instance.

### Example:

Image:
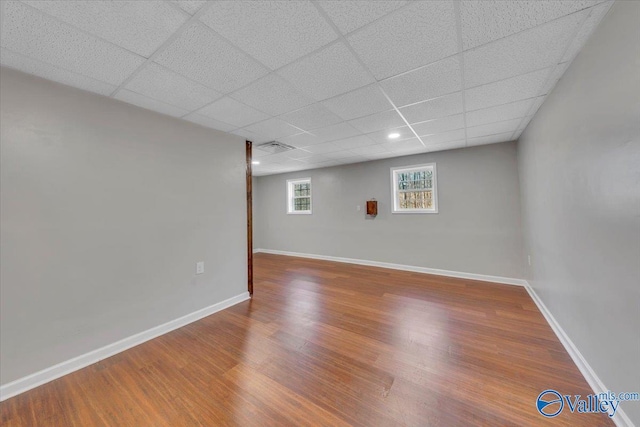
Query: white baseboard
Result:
<box><xmin>524</xmin><ymin>284</ymin><xmax>635</xmax><ymax>427</ymax></box>
<box><xmin>253</xmin><ymin>248</ymin><xmax>527</xmax><ymax>286</ymax></box>
<box><xmin>0</xmin><ymin>291</ymin><xmax>251</xmax><ymax>402</ymax></box>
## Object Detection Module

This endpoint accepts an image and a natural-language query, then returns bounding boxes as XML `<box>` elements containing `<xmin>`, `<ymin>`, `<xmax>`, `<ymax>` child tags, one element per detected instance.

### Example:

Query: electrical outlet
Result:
<box><xmin>357</xmin><ymin>205</ymin><xmax>361</xmax><ymax>211</ymax></box>
<box><xmin>196</xmin><ymin>261</ymin><xmax>204</xmax><ymax>275</ymax></box>
<box><xmin>528</xmin><ymin>255</ymin><xmax>532</xmax><ymax>266</ymax></box>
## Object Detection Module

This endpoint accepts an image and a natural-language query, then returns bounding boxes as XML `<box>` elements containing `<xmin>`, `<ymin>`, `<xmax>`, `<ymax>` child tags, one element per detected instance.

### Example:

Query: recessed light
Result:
<box><xmin>388</xmin><ymin>132</ymin><xmax>400</xmax><ymax>139</ymax></box>
<box><xmin>252</xmin><ymin>160</ymin><xmax>260</xmax><ymax>165</ymax></box>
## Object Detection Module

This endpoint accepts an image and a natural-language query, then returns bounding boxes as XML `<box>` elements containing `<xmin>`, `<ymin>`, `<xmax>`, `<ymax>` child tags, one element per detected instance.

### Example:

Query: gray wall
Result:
<box><xmin>0</xmin><ymin>68</ymin><xmax>247</xmax><ymax>385</ymax></box>
<box><xmin>252</xmin><ymin>176</ymin><xmax>260</xmax><ymax>249</ymax></box>
<box><xmin>517</xmin><ymin>1</ymin><xmax>640</xmax><ymax>423</ymax></box>
<box><xmin>255</xmin><ymin>142</ymin><xmax>523</xmax><ymax>279</ymax></box>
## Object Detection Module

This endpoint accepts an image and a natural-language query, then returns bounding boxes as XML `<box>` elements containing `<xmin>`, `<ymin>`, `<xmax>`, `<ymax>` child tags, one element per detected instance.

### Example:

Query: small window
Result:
<box><xmin>287</xmin><ymin>178</ymin><xmax>312</xmax><ymax>214</ymax></box>
<box><xmin>391</xmin><ymin>163</ymin><xmax>438</xmax><ymax>213</ymax></box>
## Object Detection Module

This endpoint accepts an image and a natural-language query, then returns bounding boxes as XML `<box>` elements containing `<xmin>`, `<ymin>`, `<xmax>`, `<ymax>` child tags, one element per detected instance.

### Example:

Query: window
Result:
<box><xmin>287</xmin><ymin>178</ymin><xmax>312</xmax><ymax>214</ymax></box>
<box><xmin>391</xmin><ymin>163</ymin><xmax>438</xmax><ymax>213</ymax></box>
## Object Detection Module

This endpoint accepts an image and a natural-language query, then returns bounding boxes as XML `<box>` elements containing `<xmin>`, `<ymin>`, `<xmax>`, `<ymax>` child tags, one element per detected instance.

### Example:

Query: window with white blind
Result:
<box><xmin>391</xmin><ymin>163</ymin><xmax>438</xmax><ymax>213</ymax></box>
<box><xmin>287</xmin><ymin>178</ymin><xmax>312</xmax><ymax>214</ymax></box>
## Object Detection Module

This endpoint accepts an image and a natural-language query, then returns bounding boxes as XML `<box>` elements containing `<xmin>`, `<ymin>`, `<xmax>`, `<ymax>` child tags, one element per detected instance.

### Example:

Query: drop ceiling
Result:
<box><xmin>0</xmin><ymin>0</ymin><xmax>612</xmax><ymax>176</ymax></box>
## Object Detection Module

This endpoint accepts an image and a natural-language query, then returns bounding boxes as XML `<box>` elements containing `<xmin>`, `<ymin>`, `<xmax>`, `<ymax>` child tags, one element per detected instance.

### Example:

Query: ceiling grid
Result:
<box><xmin>0</xmin><ymin>0</ymin><xmax>613</xmax><ymax>175</ymax></box>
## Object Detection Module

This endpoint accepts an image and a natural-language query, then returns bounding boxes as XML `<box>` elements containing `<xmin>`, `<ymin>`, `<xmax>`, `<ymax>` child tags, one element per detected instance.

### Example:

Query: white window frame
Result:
<box><xmin>391</xmin><ymin>163</ymin><xmax>438</xmax><ymax>214</ymax></box>
<box><xmin>286</xmin><ymin>177</ymin><xmax>312</xmax><ymax>215</ymax></box>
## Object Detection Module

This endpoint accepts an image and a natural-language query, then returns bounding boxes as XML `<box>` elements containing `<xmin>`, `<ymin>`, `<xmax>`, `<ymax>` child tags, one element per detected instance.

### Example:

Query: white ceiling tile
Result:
<box><xmin>421</xmin><ymin>129</ymin><xmax>467</xmax><ymax>145</ymax></box>
<box><xmin>331</xmin><ymin>135</ymin><xmax>377</xmax><ymax>150</ymax></box>
<box><xmin>2</xmin><ymin>0</ymin><xmax>610</xmax><ymax>180</ymax></box>
<box><xmin>251</xmin><ymin>166</ymin><xmax>277</xmax><ymax>175</ymax></box>
<box><xmin>252</xmin><ymin>151</ymin><xmax>278</xmax><ymax>163</ymax></box>
<box><xmin>348</xmin><ymin>110</ymin><xmax>404</xmax><ymax>133</ymax></box>
<box><xmin>399</xmin><ymin>92</ymin><xmax>464</xmax><ymax>124</ymax></box>
<box><xmin>382</xmin><ymin>138</ymin><xmax>424</xmax><ymax>153</ymax></box>
<box><xmin>366</xmin><ymin>126</ymin><xmax>415</xmax><ymax>144</ymax></box>
<box><xmin>196</xmin><ymin>97</ymin><xmax>269</xmax><ymax>128</ymax></box>
<box><xmin>562</xmin><ymin>2</ymin><xmax>613</xmax><ymax>62</ymax></box>
<box><xmin>343</xmin><ymin>157</ymin><xmax>370</xmax><ymax>165</ymax></box>
<box><xmin>315</xmin><ymin>160</ymin><xmax>346</xmax><ymax>167</ymax></box>
<box><xmin>464</xmin><ymin>11</ymin><xmax>587</xmax><ymax>88</ymax></box>
<box><xmin>263</xmin><ymin>151</ymin><xmax>295</xmax><ymax>162</ymax></box>
<box><xmin>466</xmin><ymin>119</ymin><xmax>521</xmax><ymax>139</ymax></box>
<box><xmin>277</xmin><ymin>42</ymin><xmax>375</xmax><ymax>101</ymax></box>
<box><xmin>230</xmin><ymin>73</ymin><xmax>313</xmax><ymax>116</ymax></box>
<box><xmin>465</xmin><ymin>67</ymin><xmax>551</xmax><ymax>111</ymax></box>
<box><xmin>252</xmin><ymin>149</ymin><xmax>270</xmax><ymax>159</ymax></box>
<box><xmin>232</xmin><ymin>129</ymin><xmax>259</xmax><ymax>141</ymax></box>
<box><xmin>182</xmin><ymin>113</ymin><xmax>237</xmax><ymax>132</ymax></box>
<box><xmin>284</xmin><ymin>148</ymin><xmax>313</xmax><ymax>160</ymax></box>
<box><xmin>256</xmin><ymin>157</ymin><xmax>286</xmax><ymax>167</ymax></box>
<box><xmin>280</xmin><ymin>103</ymin><xmax>343</xmax><ymax>131</ymax></box>
<box><xmin>289</xmin><ymin>162</ymin><xmax>317</xmax><ymax>170</ymax></box>
<box><xmin>0</xmin><ymin>48</ymin><xmax>116</xmax><ymax>96</ymax></box>
<box><xmin>322</xmin><ymin>154</ymin><xmax>361</xmax><ymax>164</ymax></box>
<box><xmin>316</xmin><ymin>1</ymin><xmax>408</xmax><ymax>34</ymax></box>
<box><xmin>379</xmin><ymin>56</ymin><xmax>462</xmax><ymax>107</ymax></box>
<box><xmin>0</xmin><ymin>1</ymin><xmax>5</xmax><ymax>29</ymax></box>
<box><xmin>295</xmin><ymin>154</ymin><xmax>333</xmax><ymax>164</ymax></box>
<box><xmin>275</xmin><ymin>163</ymin><xmax>311</xmax><ymax>173</ymax></box>
<box><xmin>424</xmin><ymin>140</ymin><xmax>466</xmax><ymax>152</ymax></box>
<box><xmin>466</xmin><ymin>97</ymin><xmax>542</xmax><ymax>127</ymax></box>
<box><xmin>1</xmin><ymin>1</ymin><xmax>145</xmax><ymax>85</ymax></box>
<box><xmin>232</xmin><ymin>128</ymin><xmax>271</xmax><ymax>144</ymax></box>
<box><xmin>337</xmin><ymin>156</ymin><xmax>370</xmax><ymax>165</ymax></box>
<box><xmin>279</xmin><ymin>132</ymin><xmax>325</xmax><ymax>148</ymax></box>
<box><xmin>282</xmin><ymin>163</ymin><xmax>312</xmax><ymax>172</ymax></box>
<box><xmin>124</xmin><ymin>63</ymin><xmax>221</xmax><ymax>111</ymax></box>
<box><xmin>170</xmin><ymin>1</ymin><xmax>207</xmax><ymax>15</ymax></box>
<box><xmin>467</xmin><ymin>132</ymin><xmax>515</xmax><ymax>147</ymax></box>
<box><xmin>115</xmin><ymin>89</ymin><xmax>190</xmax><ymax>118</ymax></box>
<box><xmin>23</xmin><ymin>0</ymin><xmax>189</xmax><ymax>57</ymax></box>
<box><xmin>243</xmin><ymin>118</ymin><xmax>302</xmax><ymax>140</ymax></box>
<box><xmin>255</xmin><ymin>163</ymin><xmax>287</xmax><ymax>171</ymax></box>
<box><xmin>412</xmin><ymin>114</ymin><xmax>465</xmax><ymax>136</ymax></box>
<box><xmin>337</xmin><ymin>156</ymin><xmax>369</xmax><ymax>164</ymax></box>
<box><xmin>363</xmin><ymin>151</ymin><xmax>395</xmax><ymax>160</ymax></box>
<box><xmin>259</xmin><ymin>151</ymin><xmax>296</xmax><ymax>163</ymax></box>
<box><xmin>309</xmin><ymin>122</ymin><xmax>361</xmax><ymax>142</ymax></box>
<box><xmin>321</xmin><ymin>84</ymin><xmax>393</xmax><ymax>120</ymax></box>
<box><xmin>393</xmin><ymin>147</ymin><xmax>428</xmax><ymax>156</ymax></box>
<box><xmin>349</xmin><ymin>144</ymin><xmax>390</xmax><ymax>156</ymax></box>
<box><xmin>321</xmin><ymin>150</ymin><xmax>360</xmax><ymax>161</ymax></box>
<box><xmin>460</xmin><ymin>0</ymin><xmax>601</xmax><ymax>50</ymax></box>
<box><xmin>347</xmin><ymin>1</ymin><xmax>458</xmax><ymax>79</ymax></box>
<box><xmin>256</xmin><ymin>153</ymin><xmax>288</xmax><ymax>164</ymax></box>
<box><xmin>155</xmin><ymin>23</ymin><xmax>268</xmax><ymax>93</ymax></box>
<box><xmin>254</xmin><ymin>160</ymin><xmax>288</xmax><ymax>171</ymax></box>
<box><xmin>200</xmin><ymin>1</ymin><xmax>337</xmax><ymax>70</ymax></box>
<box><xmin>302</xmin><ymin>141</ymin><xmax>344</xmax><ymax>154</ymax></box>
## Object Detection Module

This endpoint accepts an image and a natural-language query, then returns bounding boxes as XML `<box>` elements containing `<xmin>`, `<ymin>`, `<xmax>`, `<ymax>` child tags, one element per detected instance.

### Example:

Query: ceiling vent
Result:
<box><xmin>255</xmin><ymin>141</ymin><xmax>296</xmax><ymax>154</ymax></box>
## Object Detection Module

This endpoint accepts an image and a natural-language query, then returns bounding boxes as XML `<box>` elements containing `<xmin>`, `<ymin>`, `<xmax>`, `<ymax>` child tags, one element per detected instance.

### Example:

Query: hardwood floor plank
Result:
<box><xmin>0</xmin><ymin>253</ymin><xmax>614</xmax><ymax>425</ymax></box>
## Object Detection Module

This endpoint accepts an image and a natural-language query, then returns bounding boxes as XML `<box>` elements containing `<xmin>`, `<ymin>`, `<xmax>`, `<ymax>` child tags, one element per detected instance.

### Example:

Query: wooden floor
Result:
<box><xmin>1</xmin><ymin>253</ymin><xmax>613</xmax><ymax>426</ymax></box>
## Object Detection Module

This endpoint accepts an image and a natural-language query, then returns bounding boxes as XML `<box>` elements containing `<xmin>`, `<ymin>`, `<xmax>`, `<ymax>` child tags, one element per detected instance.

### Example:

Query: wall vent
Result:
<box><xmin>255</xmin><ymin>141</ymin><xmax>296</xmax><ymax>154</ymax></box>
